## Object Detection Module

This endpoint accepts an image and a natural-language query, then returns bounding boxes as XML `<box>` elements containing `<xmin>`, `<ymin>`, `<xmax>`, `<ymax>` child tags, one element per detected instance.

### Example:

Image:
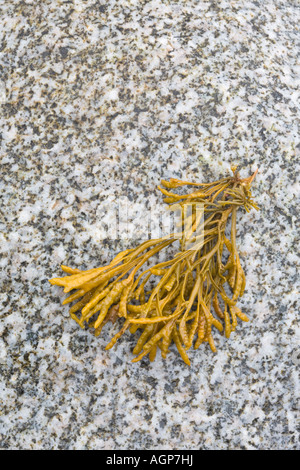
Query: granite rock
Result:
<box><xmin>0</xmin><ymin>0</ymin><xmax>299</xmax><ymax>450</ymax></box>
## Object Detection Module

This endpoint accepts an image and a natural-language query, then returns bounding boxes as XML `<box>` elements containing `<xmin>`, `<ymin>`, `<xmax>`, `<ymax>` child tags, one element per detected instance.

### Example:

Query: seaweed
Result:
<box><xmin>49</xmin><ymin>166</ymin><xmax>258</xmax><ymax>365</ymax></box>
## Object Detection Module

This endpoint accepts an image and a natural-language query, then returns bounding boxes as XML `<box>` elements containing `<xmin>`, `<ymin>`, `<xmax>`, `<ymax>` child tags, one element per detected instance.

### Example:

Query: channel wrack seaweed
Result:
<box><xmin>49</xmin><ymin>167</ymin><xmax>258</xmax><ymax>365</ymax></box>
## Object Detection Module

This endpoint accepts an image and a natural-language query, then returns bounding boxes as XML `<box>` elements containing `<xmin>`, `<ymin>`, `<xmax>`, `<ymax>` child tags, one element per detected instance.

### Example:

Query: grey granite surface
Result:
<box><xmin>0</xmin><ymin>0</ymin><xmax>299</xmax><ymax>450</ymax></box>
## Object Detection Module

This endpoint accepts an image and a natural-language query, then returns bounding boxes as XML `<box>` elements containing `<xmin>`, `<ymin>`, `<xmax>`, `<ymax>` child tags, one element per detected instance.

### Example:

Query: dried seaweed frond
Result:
<box><xmin>49</xmin><ymin>166</ymin><xmax>258</xmax><ymax>365</ymax></box>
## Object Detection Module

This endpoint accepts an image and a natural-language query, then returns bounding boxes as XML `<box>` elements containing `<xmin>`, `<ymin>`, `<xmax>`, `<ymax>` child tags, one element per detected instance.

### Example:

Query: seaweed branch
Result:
<box><xmin>49</xmin><ymin>166</ymin><xmax>258</xmax><ymax>365</ymax></box>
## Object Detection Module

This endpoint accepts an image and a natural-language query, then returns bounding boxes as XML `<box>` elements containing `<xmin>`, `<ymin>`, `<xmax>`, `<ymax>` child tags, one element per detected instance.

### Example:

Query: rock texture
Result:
<box><xmin>0</xmin><ymin>0</ymin><xmax>299</xmax><ymax>450</ymax></box>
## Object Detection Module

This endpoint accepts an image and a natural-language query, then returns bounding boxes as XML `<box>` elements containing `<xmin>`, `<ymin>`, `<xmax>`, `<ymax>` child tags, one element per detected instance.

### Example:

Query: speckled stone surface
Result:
<box><xmin>0</xmin><ymin>0</ymin><xmax>299</xmax><ymax>450</ymax></box>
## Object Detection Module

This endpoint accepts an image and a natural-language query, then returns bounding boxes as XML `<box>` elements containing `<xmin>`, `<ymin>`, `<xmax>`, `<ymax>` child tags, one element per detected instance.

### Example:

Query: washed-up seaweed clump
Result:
<box><xmin>49</xmin><ymin>167</ymin><xmax>258</xmax><ymax>365</ymax></box>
